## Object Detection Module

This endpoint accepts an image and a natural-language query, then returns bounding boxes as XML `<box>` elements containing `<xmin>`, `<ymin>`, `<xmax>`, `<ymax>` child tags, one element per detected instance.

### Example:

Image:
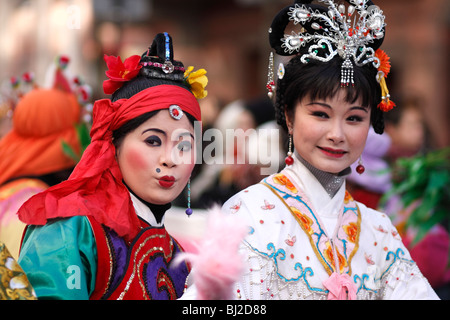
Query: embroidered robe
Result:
<box><xmin>221</xmin><ymin>160</ymin><xmax>438</xmax><ymax>300</ymax></box>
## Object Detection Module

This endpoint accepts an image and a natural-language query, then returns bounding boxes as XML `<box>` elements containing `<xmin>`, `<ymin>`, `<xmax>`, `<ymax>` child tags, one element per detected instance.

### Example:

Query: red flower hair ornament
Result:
<box><xmin>103</xmin><ymin>54</ymin><xmax>142</xmax><ymax>95</ymax></box>
<box><xmin>375</xmin><ymin>49</ymin><xmax>396</xmax><ymax>112</ymax></box>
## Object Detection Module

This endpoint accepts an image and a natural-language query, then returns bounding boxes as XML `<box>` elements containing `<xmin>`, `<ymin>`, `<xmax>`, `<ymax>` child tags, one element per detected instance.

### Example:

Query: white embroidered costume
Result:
<box><xmin>222</xmin><ymin>154</ymin><xmax>439</xmax><ymax>300</ymax></box>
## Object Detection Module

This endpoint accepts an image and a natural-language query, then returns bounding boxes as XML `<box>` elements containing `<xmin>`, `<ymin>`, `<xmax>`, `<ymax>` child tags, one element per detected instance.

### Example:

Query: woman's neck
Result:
<box><xmin>296</xmin><ymin>153</ymin><xmax>350</xmax><ymax>198</ymax></box>
<box><xmin>125</xmin><ymin>183</ymin><xmax>171</xmax><ymax>224</ymax></box>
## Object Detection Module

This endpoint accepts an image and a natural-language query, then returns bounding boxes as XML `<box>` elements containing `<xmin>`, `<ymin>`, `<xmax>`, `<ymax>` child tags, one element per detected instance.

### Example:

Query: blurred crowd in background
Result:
<box><xmin>0</xmin><ymin>0</ymin><xmax>449</xmax><ymax>298</ymax></box>
<box><xmin>0</xmin><ymin>0</ymin><xmax>448</xmax><ymax>147</ymax></box>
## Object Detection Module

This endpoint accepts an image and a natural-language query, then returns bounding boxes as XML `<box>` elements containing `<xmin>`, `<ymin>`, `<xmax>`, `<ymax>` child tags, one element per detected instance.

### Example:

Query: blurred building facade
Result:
<box><xmin>0</xmin><ymin>0</ymin><xmax>448</xmax><ymax>148</ymax></box>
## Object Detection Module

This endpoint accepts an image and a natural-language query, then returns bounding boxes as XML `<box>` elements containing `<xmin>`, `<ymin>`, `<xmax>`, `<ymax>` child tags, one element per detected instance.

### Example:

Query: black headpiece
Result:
<box><xmin>140</xmin><ymin>32</ymin><xmax>186</xmax><ymax>82</ymax></box>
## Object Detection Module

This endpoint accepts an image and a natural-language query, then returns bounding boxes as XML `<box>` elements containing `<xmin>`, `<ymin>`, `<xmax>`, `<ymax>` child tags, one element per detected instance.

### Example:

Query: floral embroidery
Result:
<box><xmin>324</xmin><ymin>241</ymin><xmax>347</xmax><ymax>273</ymax></box>
<box><xmin>290</xmin><ymin>207</ymin><xmax>313</xmax><ymax>235</ymax></box>
<box><xmin>391</xmin><ymin>229</ymin><xmax>401</xmax><ymax>240</ymax></box>
<box><xmin>344</xmin><ymin>190</ymin><xmax>353</xmax><ymax>204</ymax></box>
<box><xmin>261</xmin><ymin>200</ymin><xmax>275</xmax><ymax>210</ymax></box>
<box><xmin>273</xmin><ymin>174</ymin><xmax>298</xmax><ymax>193</ymax></box>
<box><xmin>374</xmin><ymin>225</ymin><xmax>388</xmax><ymax>233</ymax></box>
<box><xmin>343</xmin><ymin>222</ymin><xmax>358</xmax><ymax>243</ymax></box>
<box><xmin>364</xmin><ymin>252</ymin><xmax>375</xmax><ymax>265</ymax></box>
<box><xmin>230</xmin><ymin>201</ymin><xmax>241</xmax><ymax>214</ymax></box>
<box><xmin>262</xmin><ymin>171</ymin><xmax>361</xmax><ymax>277</ymax></box>
<box><xmin>285</xmin><ymin>234</ymin><xmax>296</xmax><ymax>247</ymax></box>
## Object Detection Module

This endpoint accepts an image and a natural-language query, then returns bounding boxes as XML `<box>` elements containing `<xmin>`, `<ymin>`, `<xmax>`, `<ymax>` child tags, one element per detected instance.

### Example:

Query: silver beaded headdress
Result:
<box><xmin>267</xmin><ymin>0</ymin><xmax>388</xmax><ymax>96</ymax></box>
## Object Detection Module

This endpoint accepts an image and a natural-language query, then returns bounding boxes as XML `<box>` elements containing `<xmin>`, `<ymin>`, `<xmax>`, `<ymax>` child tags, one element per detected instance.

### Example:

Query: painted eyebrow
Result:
<box><xmin>306</xmin><ymin>101</ymin><xmax>331</xmax><ymax>108</ymax></box>
<box><xmin>349</xmin><ymin>106</ymin><xmax>369</xmax><ymax>113</ymax></box>
<box><xmin>306</xmin><ymin>102</ymin><xmax>368</xmax><ymax>113</ymax></box>
<box><xmin>142</xmin><ymin>128</ymin><xmax>166</xmax><ymax>136</ymax></box>
<box><xmin>142</xmin><ymin>128</ymin><xmax>195</xmax><ymax>140</ymax></box>
<box><xmin>177</xmin><ymin>131</ymin><xmax>195</xmax><ymax>140</ymax></box>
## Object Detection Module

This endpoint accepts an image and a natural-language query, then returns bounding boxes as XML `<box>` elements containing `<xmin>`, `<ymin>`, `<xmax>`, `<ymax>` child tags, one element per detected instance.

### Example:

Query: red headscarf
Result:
<box><xmin>19</xmin><ymin>85</ymin><xmax>201</xmax><ymax>241</ymax></box>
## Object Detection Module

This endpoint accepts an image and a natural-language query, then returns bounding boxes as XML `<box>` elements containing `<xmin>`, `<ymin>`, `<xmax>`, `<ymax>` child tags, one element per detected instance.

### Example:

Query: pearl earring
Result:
<box><xmin>285</xmin><ymin>134</ymin><xmax>294</xmax><ymax>166</ymax></box>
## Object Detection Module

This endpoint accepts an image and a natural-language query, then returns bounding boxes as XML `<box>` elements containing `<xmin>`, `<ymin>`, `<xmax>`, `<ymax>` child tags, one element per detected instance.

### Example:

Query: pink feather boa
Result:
<box><xmin>175</xmin><ymin>206</ymin><xmax>247</xmax><ymax>300</ymax></box>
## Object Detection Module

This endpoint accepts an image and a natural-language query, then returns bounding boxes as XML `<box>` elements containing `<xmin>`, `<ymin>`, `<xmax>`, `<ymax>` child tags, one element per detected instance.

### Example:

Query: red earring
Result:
<box><xmin>285</xmin><ymin>134</ymin><xmax>294</xmax><ymax>166</ymax></box>
<box><xmin>356</xmin><ymin>156</ymin><xmax>365</xmax><ymax>174</ymax></box>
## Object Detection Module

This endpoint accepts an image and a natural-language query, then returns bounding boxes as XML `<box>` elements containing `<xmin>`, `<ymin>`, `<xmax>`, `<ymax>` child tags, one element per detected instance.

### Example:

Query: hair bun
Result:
<box><xmin>139</xmin><ymin>32</ymin><xmax>185</xmax><ymax>82</ymax></box>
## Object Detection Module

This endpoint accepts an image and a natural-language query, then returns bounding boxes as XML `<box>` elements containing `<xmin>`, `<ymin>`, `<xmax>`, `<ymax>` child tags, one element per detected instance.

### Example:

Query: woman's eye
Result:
<box><xmin>347</xmin><ymin>115</ymin><xmax>364</xmax><ymax>122</ymax></box>
<box><xmin>145</xmin><ymin>135</ymin><xmax>161</xmax><ymax>146</ymax></box>
<box><xmin>312</xmin><ymin>111</ymin><xmax>329</xmax><ymax>119</ymax></box>
<box><xmin>177</xmin><ymin>140</ymin><xmax>192</xmax><ymax>151</ymax></box>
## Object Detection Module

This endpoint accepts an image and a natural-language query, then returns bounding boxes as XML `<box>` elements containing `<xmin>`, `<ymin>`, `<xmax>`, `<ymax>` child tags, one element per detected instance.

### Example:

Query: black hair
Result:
<box><xmin>274</xmin><ymin>54</ymin><xmax>384</xmax><ymax>134</ymax></box>
<box><xmin>110</xmin><ymin>33</ymin><xmax>196</xmax><ymax>147</ymax></box>
<box><xmin>111</xmin><ymin>77</ymin><xmax>189</xmax><ymax>102</ymax></box>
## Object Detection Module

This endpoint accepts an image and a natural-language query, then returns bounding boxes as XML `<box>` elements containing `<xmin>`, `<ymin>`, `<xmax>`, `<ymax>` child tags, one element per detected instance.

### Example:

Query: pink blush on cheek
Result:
<box><xmin>125</xmin><ymin>146</ymin><xmax>151</xmax><ymax>172</ymax></box>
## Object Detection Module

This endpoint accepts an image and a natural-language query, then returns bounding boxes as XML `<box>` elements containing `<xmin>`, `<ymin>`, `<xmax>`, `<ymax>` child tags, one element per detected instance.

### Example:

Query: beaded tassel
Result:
<box><xmin>266</xmin><ymin>52</ymin><xmax>275</xmax><ymax>98</ymax></box>
<box><xmin>185</xmin><ymin>178</ymin><xmax>192</xmax><ymax>217</ymax></box>
<box><xmin>340</xmin><ymin>57</ymin><xmax>354</xmax><ymax>87</ymax></box>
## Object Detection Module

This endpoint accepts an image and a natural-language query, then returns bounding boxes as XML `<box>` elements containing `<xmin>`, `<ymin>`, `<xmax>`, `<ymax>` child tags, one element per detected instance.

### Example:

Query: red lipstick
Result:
<box><xmin>318</xmin><ymin>147</ymin><xmax>347</xmax><ymax>158</ymax></box>
<box><xmin>158</xmin><ymin>176</ymin><xmax>175</xmax><ymax>188</ymax></box>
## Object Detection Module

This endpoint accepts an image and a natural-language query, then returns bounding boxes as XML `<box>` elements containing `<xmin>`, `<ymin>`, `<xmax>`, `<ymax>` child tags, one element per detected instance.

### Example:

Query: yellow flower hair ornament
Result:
<box><xmin>184</xmin><ymin>66</ymin><xmax>208</xmax><ymax>99</ymax></box>
<box><xmin>375</xmin><ymin>49</ymin><xmax>396</xmax><ymax>112</ymax></box>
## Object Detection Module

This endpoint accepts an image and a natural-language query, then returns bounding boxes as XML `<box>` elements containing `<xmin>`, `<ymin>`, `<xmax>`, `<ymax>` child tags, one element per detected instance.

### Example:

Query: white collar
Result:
<box><xmin>129</xmin><ymin>192</ymin><xmax>164</xmax><ymax>227</ymax></box>
<box><xmin>283</xmin><ymin>153</ymin><xmax>347</xmax><ymax>218</ymax></box>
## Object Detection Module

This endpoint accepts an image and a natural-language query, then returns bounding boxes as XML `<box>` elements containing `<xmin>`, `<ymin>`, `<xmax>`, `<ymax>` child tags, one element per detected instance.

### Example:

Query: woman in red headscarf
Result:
<box><xmin>17</xmin><ymin>33</ymin><xmax>207</xmax><ymax>300</ymax></box>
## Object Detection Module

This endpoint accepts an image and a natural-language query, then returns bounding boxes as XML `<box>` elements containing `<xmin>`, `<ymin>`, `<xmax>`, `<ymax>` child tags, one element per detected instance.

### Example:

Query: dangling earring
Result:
<box><xmin>266</xmin><ymin>52</ymin><xmax>275</xmax><ymax>99</ymax></box>
<box><xmin>285</xmin><ymin>134</ymin><xmax>294</xmax><ymax>166</ymax></box>
<box><xmin>356</xmin><ymin>156</ymin><xmax>365</xmax><ymax>174</ymax></box>
<box><xmin>185</xmin><ymin>178</ymin><xmax>193</xmax><ymax>217</ymax></box>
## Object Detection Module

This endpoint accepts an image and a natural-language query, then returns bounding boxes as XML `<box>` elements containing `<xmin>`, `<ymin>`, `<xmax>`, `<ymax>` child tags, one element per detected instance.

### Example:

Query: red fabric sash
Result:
<box><xmin>18</xmin><ymin>85</ymin><xmax>201</xmax><ymax>242</ymax></box>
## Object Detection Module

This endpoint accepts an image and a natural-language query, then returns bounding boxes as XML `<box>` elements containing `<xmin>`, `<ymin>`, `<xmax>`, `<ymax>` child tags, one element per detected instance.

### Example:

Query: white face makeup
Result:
<box><xmin>286</xmin><ymin>89</ymin><xmax>371</xmax><ymax>174</ymax></box>
<box><xmin>116</xmin><ymin>110</ymin><xmax>195</xmax><ymax>205</ymax></box>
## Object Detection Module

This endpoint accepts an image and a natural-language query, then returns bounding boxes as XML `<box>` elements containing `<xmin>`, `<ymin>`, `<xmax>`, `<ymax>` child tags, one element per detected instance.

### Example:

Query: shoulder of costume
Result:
<box><xmin>25</xmin><ymin>215</ymin><xmax>93</xmax><ymax>233</ymax></box>
<box><xmin>354</xmin><ymin>200</ymin><xmax>409</xmax><ymax>258</ymax></box>
<box><xmin>222</xmin><ymin>181</ymin><xmax>291</xmax><ymax>249</ymax></box>
<box><xmin>222</xmin><ymin>183</ymin><xmax>277</xmax><ymax>215</ymax></box>
<box><xmin>21</xmin><ymin>215</ymin><xmax>96</xmax><ymax>253</ymax></box>
<box><xmin>355</xmin><ymin>200</ymin><xmax>397</xmax><ymax>230</ymax></box>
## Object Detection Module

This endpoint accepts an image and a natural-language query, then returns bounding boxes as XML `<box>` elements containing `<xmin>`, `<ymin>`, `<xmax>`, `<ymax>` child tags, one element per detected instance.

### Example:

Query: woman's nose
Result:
<box><xmin>327</xmin><ymin>121</ymin><xmax>345</xmax><ymax>144</ymax></box>
<box><xmin>160</xmin><ymin>145</ymin><xmax>176</xmax><ymax>168</ymax></box>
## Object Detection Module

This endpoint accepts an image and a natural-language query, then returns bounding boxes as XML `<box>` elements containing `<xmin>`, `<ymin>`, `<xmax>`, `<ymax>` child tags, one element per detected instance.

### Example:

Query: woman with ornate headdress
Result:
<box><xmin>17</xmin><ymin>33</ymin><xmax>208</xmax><ymax>300</ymax></box>
<box><xmin>219</xmin><ymin>0</ymin><xmax>438</xmax><ymax>299</ymax></box>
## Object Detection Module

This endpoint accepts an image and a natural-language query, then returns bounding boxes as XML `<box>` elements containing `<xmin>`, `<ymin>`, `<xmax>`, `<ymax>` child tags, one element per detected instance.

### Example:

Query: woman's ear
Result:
<box><xmin>284</xmin><ymin>108</ymin><xmax>293</xmax><ymax>135</ymax></box>
<box><xmin>113</xmin><ymin>138</ymin><xmax>121</xmax><ymax>158</ymax></box>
